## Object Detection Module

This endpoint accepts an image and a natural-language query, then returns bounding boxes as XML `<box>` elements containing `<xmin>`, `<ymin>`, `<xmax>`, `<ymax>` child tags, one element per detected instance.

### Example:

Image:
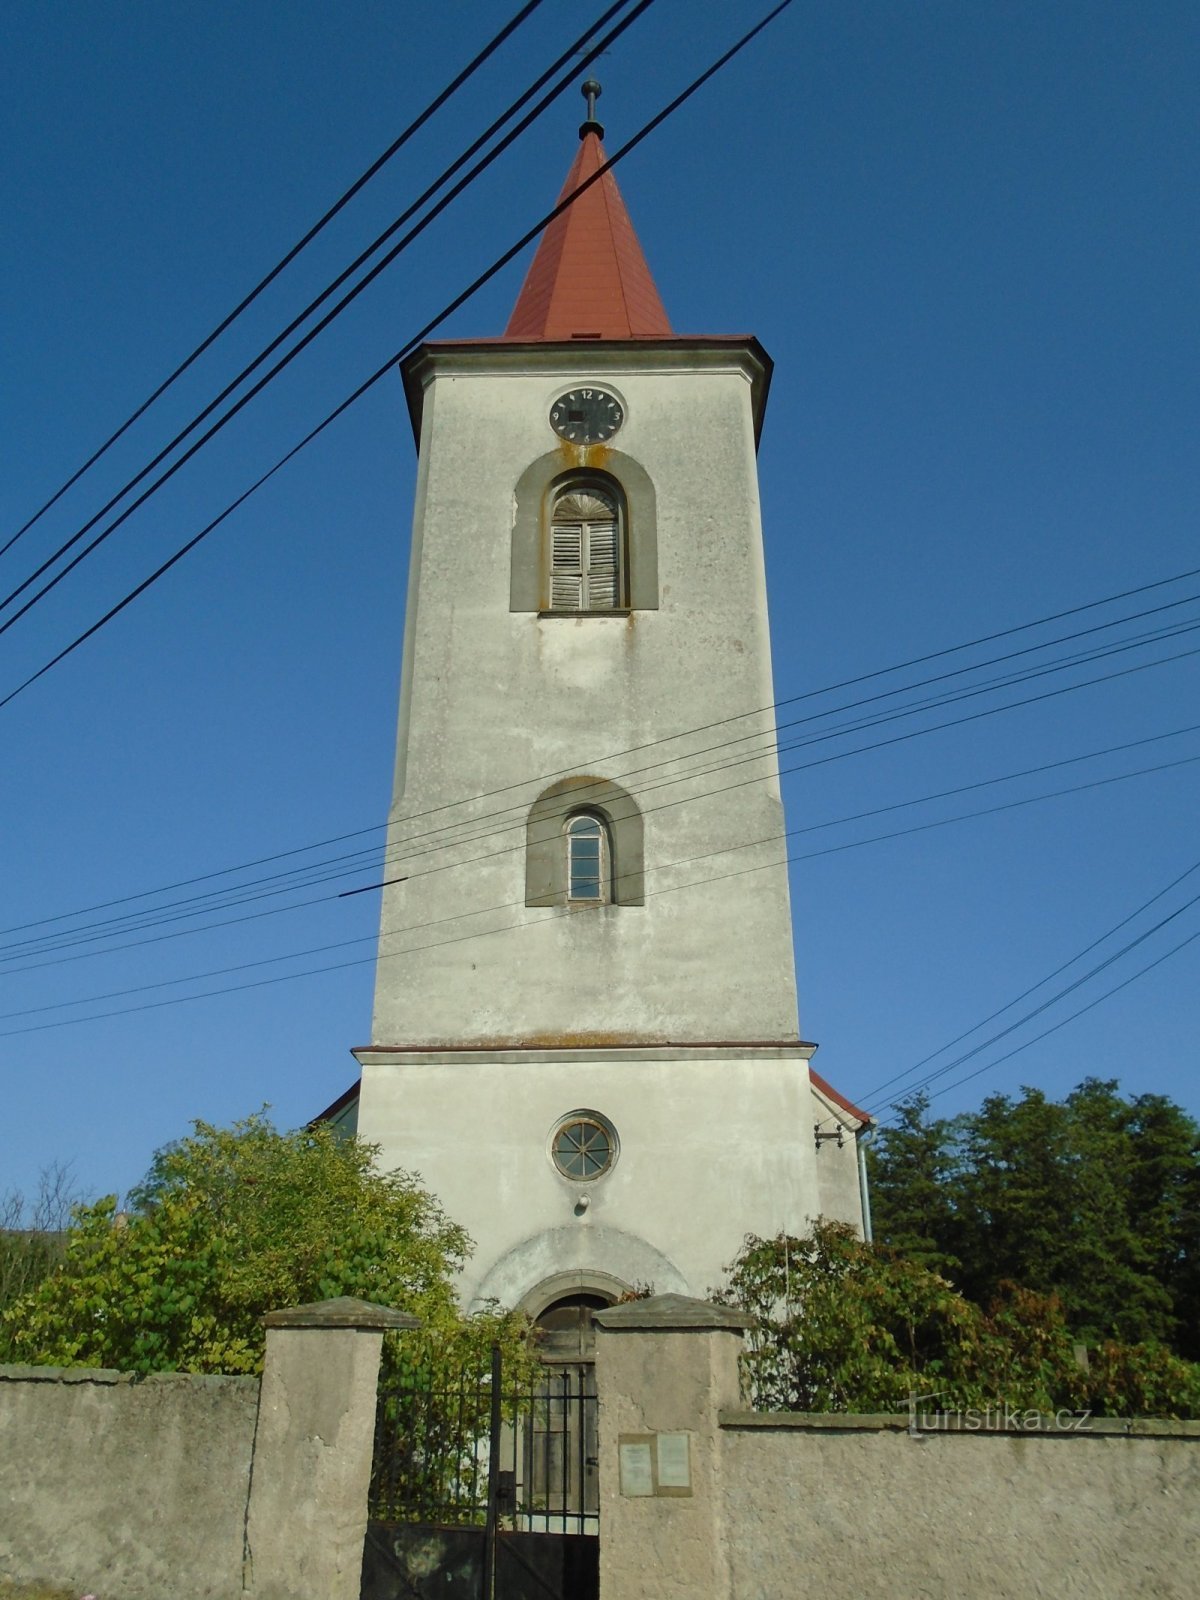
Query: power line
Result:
<box><xmin>6</xmin><ymin>723</ymin><xmax>1194</xmax><ymax>972</ymax></box>
<box><xmin>0</xmin><ymin>0</ymin><xmax>549</xmax><ymax>562</ymax></box>
<box><xmin>5</xmin><ymin>618</ymin><xmax>1199</xmax><ymax>964</ymax></box>
<box><xmin>0</xmin><ymin>0</ymin><xmax>795</xmax><ymax>711</ymax></box>
<box><xmin>1</xmin><ymin>546</ymin><xmax>1195</xmax><ymax>950</ymax></box>
<box><xmin>7</xmin><ymin>576</ymin><xmax>1196</xmax><ymax>960</ymax></box>
<box><xmin>336</xmin><ymin>557</ymin><xmax>1197</xmax><ymax>850</ymax></box>
<box><xmin>0</xmin><ymin>0</ymin><xmax>654</xmax><ymax>631</ymax></box>
<box><xmin>315</xmin><ymin>597</ymin><xmax>1200</xmax><ymax>878</ymax></box>
<box><xmin>872</xmin><ymin>919</ymin><xmax>1200</xmax><ymax>1127</ymax></box>
<box><xmin>4</xmin><ymin>734</ymin><xmax>1196</xmax><ymax>1027</ymax></box>
<box><xmin>338</xmin><ymin>623</ymin><xmax>1200</xmax><ymax>888</ymax></box>
<box><xmin>5</xmin><ymin>594</ymin><xmax>1199</xmax><ymax>965</ymax></box>
<box><xmin>848</xmin><ymin>856</ymin><xmax>1200</xmax><ymax>1115</ymax></box>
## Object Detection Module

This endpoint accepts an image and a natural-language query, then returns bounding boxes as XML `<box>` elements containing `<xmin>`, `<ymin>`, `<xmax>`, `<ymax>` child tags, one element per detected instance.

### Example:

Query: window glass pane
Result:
<box><xmin>567</xmin><ymin>814</ymin><xmax>605</xmax><ymax>900</ymax></box>
<box><xmin>552</xmin><ymin>1118</ymin><xmax>616</xmax><ymax>1181</ymax></box>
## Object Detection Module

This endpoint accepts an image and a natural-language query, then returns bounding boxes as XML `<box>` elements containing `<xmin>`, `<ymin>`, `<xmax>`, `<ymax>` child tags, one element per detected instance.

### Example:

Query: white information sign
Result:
<box><xmin>656</xmin><ymin>1432</ymin><xmax>691</xmax><ymax>1490</ymax></box>
<box><xmin>618</xmin><ymin>1438</ymin><xmax>655</xmax><ymax>1497</ymax></box>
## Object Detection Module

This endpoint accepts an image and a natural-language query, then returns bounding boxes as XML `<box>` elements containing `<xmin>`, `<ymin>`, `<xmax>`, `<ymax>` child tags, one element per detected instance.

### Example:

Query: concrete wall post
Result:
<box><xmin>243</xmin><ymin>1295</ymin><xmax>419</xmax><ymax>1600</ymax></box>
<box><xmin>592</xmin><ymin>1294</ymin><xmax>750</xmax><ymax>1600</ymax></box>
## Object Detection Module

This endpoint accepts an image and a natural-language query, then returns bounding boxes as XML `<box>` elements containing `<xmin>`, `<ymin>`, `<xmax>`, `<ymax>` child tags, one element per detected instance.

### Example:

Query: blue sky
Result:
<box><xmin>2</xmin><ymin>0</ymin><xmax>1198</xmax><ymax>1207</ymax></box>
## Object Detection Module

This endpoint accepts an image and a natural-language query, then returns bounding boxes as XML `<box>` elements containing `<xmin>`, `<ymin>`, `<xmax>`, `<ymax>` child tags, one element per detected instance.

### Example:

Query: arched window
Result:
<box><xmin>511</xmin><ymin>451</ymin><xmax>657</xmax><ymax>614</ymax></box>
<box><xmin>566</xmin><ymin>813</ymin><xmax>609</xmax><ymax>902</ymax></box>
<box><xmin>525</xmin><ymin>777</ymin><xmax>644</xmax><ymax>907</ymax></box>
<box><xmin>548</xmin><ymin>483</ymin><xmax>624</xmax><ymax>612</ymax></box>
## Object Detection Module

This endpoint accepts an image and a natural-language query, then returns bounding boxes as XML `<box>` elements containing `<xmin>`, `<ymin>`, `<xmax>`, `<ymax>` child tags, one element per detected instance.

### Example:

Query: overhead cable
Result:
<box><xmin>5</xmin><ymin>624</ymin><xmax>1199</xmax><ymax>963</ymax></box>
<box><xmin>0</xmin><ymin>0</ymin><xmax>796</xmax><ymax>711</ymax></box>
<box><xmin>0</xmin><ymin>0</ymin><xmax>550</xmax><ymax>560</ymax></box>
<box><xmin>4</xmin><ymin>738</ymin><xmax>1196</xmax><ymax>1026</ymax></box>
<box><xmin>0</xmin><ymin>0</ymin><xmax>655</xmax><ymax>631</ymax></box>
<box><xmin>849</xmin><ymin>855</ymin><xmax>1200</xmax><ymax>1116</ymax></box>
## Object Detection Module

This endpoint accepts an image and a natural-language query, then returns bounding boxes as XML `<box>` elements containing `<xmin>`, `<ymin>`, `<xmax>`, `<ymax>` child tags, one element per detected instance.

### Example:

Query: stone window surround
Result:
<box><xmin>526</xmin><ymin>776</ymin><xmax>645</xmax><ymax>907</ymax></box>
<box><xmin>511</xmin><ymin>450</ymin><xmax>659</xmax><ymax>613</ymax></box>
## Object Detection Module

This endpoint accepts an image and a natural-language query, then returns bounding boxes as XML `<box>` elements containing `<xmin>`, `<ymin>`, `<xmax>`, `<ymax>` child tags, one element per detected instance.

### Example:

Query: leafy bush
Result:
<box><xmin>2</xmin><ymin>1113</ymin><xmax>530</xmax><ymax>1381</ymax></box>
<box><xmin>718</xmin><ymin>1222</ymin><xmax>1200</xmax><ymax>1418</ymax></box>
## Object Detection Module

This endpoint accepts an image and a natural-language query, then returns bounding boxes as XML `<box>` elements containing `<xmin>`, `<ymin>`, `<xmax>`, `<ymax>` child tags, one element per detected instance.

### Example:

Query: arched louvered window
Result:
<box><xmin>566</xmin><ymin>813</ymin><xmax>610</xmax><ymax>902</ymax></box>
<box><xmin>512</xmin><ymin>453</ymin><xmax>657</xmax><ymax>614</ymax></box>
<box><xmin>549</xmin><ymin>484</ymin><xmax>624</xmax><ymax>612</ymax></box>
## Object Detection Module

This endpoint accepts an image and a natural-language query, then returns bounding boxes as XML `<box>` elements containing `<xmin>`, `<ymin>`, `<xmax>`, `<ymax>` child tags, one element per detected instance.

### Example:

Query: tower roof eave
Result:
<box><xmin>398</xmin><ymin>334</ymin><xmax>774</xmax><ymax>450</ymax></box>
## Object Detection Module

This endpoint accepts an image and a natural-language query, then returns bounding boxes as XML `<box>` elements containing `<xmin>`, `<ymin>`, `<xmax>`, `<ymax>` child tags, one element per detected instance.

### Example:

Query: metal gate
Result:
<box><xmin>361</xmin><ymin>1346</ymin><xmax>598</xmax><ymax>1600</ymax></box>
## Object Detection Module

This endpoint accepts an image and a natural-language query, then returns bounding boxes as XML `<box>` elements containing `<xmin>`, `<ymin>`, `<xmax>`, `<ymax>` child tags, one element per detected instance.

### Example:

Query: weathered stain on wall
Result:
<box><xmin>721</xmin><ymin>1414</ymin><xmax>1200</xmax><ymax>1599</ymax></box>
<box><xmin>595</xmin><ymin>1300</ymin><xmax>1200</xmax><ymax>1600</ymax></box>
<box><xmin>0</xmin><ymin>1299</ymin><xmax>407</xmax><ymax>1600</ymax></box>
<box><xmin>0</xmin><ymin>1364</ymin><xmax>259</xmax><ymax>1600</ymax></box>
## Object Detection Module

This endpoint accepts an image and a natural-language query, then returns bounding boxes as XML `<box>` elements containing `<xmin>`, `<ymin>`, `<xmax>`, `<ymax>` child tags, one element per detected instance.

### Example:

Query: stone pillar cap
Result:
<box><xmin>593</xmin><ymin>1293</ymin><xmax>753</xmax><ymax>1332</ymax></box>
<box><xmin>263</xmin><ymin>1296</ymin><xmax>421</xmax><ymax>1330</ymax></box>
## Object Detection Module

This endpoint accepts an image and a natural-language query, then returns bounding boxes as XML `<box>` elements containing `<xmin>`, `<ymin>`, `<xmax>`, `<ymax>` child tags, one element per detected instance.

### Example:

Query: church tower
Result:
<box><xmin>347</xmin><ymin>87</ymin><xmax>870</xmax><ymax>1315</ymax></box>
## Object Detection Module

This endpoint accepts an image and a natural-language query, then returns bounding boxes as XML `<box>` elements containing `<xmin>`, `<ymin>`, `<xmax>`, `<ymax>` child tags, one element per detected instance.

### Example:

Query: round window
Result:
<box><xmin>551</xmin><ymin>1112</ymin><xmax>617</xmax><ymax>1182</ymax></box>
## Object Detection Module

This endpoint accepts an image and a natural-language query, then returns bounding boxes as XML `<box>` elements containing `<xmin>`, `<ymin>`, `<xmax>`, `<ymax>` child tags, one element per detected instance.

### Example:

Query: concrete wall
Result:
<box><xmin>0</xmin><ymin>1297</ymin><xmax>413</xmax><ymax>1600</ymax></box>
<box><xmin>595</xmin><ymin>1297</ymin><xmax>1200</xmax><ymax>1600</ymax></box>
<box><xmin>0</xmin><ymin>1364</ymin><xmax>258</xmax><ymax>1599</ymax></box>
<box><xmin>721</xmin><ymin>1415</ymin><xmax>1200</xmax><ymax>1600</ymax></box>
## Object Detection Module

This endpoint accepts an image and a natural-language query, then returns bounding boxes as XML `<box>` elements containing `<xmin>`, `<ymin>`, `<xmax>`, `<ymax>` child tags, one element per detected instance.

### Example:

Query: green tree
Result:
<box><xmin>2</xmin><ymin>1114</ymin><xmax>530</xmax><ymax>1378</ymax></box>
<box><xmin>870</xmin><ymin>1080</ymin><xmax>1200</xmax><ymax>1353</ymax></box>
<box><xmin>717</xmin><ymin>1224</ymin><xmax>1200</xmax><ymax>1418</ymax></box>
<box><xmin>716</xmin><ymin>1222</ymin><xmax>994</xmax><ymax>1412</ymax></box>
<box><xmin>1122</xmin><ymin>1090</ymin><xmax>1200</xmax><ymax>1359</ymax></box>
<box><xmin>865</xmin><ymin>1094</ymin><xmax>964</xmax><ymax>1275</ymax></box>
<box><xmin>953</xmin><ymin>1086</ymin><xmax>1077</xmax><ymax>1310</ymax></box>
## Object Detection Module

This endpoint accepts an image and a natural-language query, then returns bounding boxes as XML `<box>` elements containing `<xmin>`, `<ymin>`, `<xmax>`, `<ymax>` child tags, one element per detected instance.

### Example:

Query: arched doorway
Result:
<box><xmin>515</xmin><ymin>1290</ymin><xmax>615</xmax><ymax>1527</ymax></box>
<box><xmin>534</xmin><ymin>1291</ymin><xmax>613</xmax><ymax>1365</ymax></box>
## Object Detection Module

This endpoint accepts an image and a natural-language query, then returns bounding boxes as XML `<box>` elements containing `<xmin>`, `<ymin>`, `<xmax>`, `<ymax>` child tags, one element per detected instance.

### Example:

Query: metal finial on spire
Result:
<box><xmin>579</xmin><ymin>78</ymin><xmax>604</xmax><ymax>141</ymax></box>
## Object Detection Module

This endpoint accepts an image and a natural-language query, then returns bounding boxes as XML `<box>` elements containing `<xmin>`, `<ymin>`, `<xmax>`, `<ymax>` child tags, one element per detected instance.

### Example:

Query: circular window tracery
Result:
<box><xmin>551</xmin><ymin>1112</ymin><xmax>618</xmax><ymax>1181</ymax></box>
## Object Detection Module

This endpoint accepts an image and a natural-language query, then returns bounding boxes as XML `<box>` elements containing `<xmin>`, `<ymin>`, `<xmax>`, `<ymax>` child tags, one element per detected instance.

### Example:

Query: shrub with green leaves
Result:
<box><xmin>3</xmin><ymin>1113</ymin><xmax>530</xmax><ymax>1380</ymax></box>
<box><xmin>718</xmin><ymin>1221</ymin><xmax>1200</xmax><ymax>1418</ymax></box>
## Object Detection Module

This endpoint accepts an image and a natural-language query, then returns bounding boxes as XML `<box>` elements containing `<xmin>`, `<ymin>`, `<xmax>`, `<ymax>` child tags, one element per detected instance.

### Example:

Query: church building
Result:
<box><xmin>321</xmin><ymin>86</ymin><xmax>872</xmax><ymax>1324</ymax></box>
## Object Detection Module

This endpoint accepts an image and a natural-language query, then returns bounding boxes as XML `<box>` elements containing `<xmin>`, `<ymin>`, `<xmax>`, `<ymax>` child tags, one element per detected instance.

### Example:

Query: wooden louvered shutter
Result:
<box><xmin>550</xmin><ymin>521</ymin><xmax>584</xmax><ymax>611</ymax></box>
<box><xmin>585</xmin><ymin>517</ymin><xmax>618</xmax><ymax>609</ymax></box>
<box><xmin>549</xmin><ymin>486</ymin><xmax>622</xmax><ymax>611</ymax></box>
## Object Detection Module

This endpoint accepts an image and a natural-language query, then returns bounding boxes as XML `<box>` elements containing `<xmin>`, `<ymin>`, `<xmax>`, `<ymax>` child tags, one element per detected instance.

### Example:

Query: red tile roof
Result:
<box><xmin>505</xmin><ymin>132</ymin><xmax>672</xmax><ymax>341</ymax></box>
<box><xmin>809</xmin><ymin>1069</ymin><xmax>873</xmax><ymax>1127</ymax></box>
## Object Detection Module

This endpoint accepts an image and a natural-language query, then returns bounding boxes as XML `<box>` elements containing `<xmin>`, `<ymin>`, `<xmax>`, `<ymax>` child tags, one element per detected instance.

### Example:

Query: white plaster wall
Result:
<box><xmin>356</xmin><ymin>1050</ymin><xmax>822</xmax><ymax>1308</ymax></box>
<box><xmin>366</xmin><ymin>346</ymin><xmax>800</xmax><ymax>1050</ymax></box>
<box><xmin>812</xmin><ymin>1122</ymin><xmax>867</xmax><ymax>1232</ymax></box>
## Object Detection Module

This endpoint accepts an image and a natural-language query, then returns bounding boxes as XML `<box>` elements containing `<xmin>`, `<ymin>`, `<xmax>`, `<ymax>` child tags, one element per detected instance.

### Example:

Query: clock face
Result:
<box><xmin>549</xmin><ymin>387</ymin><xmax>624</xmax><ymax>444</ymax></box>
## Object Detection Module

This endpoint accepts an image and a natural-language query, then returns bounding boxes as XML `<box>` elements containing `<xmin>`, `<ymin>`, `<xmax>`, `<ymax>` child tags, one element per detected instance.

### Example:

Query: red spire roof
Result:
<box><xmin>505</xmin><ymin>131</ymin><xmax>672</xmax><ymax>341</ymax></box>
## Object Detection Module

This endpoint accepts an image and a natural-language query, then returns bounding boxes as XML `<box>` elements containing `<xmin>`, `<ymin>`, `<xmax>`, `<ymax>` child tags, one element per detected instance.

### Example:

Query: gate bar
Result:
<box><xmin>482</xmin><ymin>1343</ymin><xmax>502</xmax><ymax>1600</ymax></box>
